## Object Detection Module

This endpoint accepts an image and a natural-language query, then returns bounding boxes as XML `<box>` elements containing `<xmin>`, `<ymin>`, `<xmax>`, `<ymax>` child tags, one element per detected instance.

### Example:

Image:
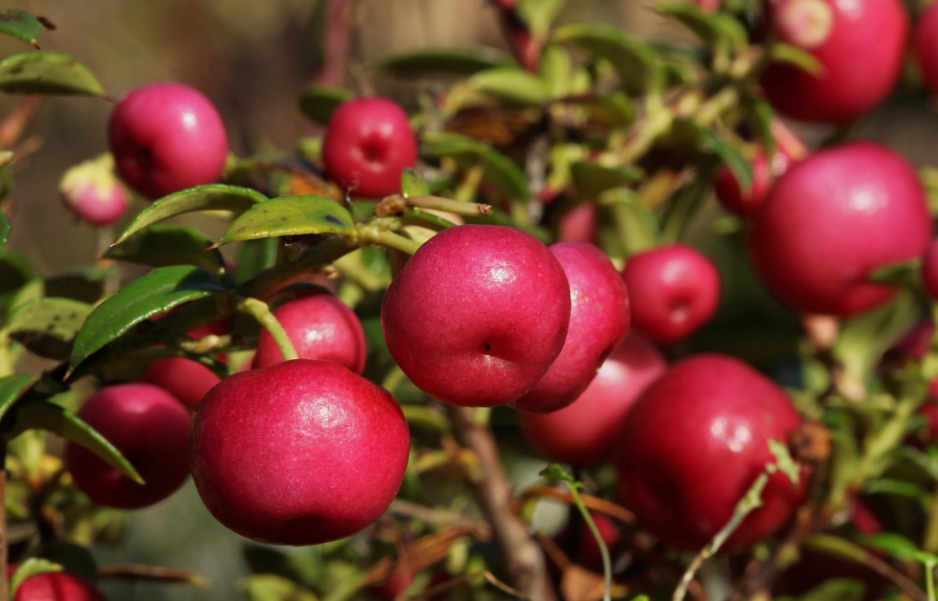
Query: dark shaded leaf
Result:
<box><xmin>104</xmin><ymin>224</ymin><xmax>225</xmax><ymax>273</ymax></box>
<box><xmin>70</xmin><ymin>266</ymin><xmax>223</xmax><ymax>372</ymax></box>
<box><xmin>113</xmin><ymin>184</ymin><xmax>268</xmax><ymax>245</ymax></box>
<box><xmin>570</xmin><ymin>161</ymin><xmax>643</xmax><ymax>197</ymax></box>
<box><xmin>236</xmin><ymin>238</ymin><xmax>279</xmax><ymax>284</ymax></box>
<box><xmin>218</xmin><ymin>195</ymin><xmax>354</xmax><ymax>245</ymax></box>
<box><xmin>2</xmin><ymin>298</ymin><xmax>92</xmax><ymax>359</ymax></box>
<box><xmin>687</xmin><ymin>121</ymin><xmax>752</xmax><ymax>192</ymax></box>
<box><xmin>298</xmin><ymin>85</ymin><xmax>353</xmax><ymax>124</ymax></box>
<box><xmin>565</xmin><ymin>92</ymin><xmax>636</xmax><ymax>129</ymax></box>
<box><xmin>658</xmin><ymin>3</ymin><xmax>748</xmax><ymax>58</ymax></box>
<box><xmin>0</xmin><ymin>374</ymin><xmax>34</xmax><ymax>424</ymax></box>
<box><xmin>421</xmin><ymin>132</ymin><xmax>528</xmax><ymax>200</ymax></box>
<box><xmin>0</xmin><ymin>52</ymin><xmax>104</xmax><ymax>96</ymax></box>
<box><xmin>597</xmin><ymin>189</ymin><xmax>658</xmax><ymax>260</ymax></box>
<box><xmin>553</xmin><ymin>24</ymin><xmax>663</xmax><ymax>95</ymax></box>
<box><xmin>44</xmin><ymin>269</ymin><xmax>110</xmax><ymax>305</ymax></box>
<box><xmin>374</xmin><ymin>47</ymin><xmax>515</xmax><ymax>78</ymax></box>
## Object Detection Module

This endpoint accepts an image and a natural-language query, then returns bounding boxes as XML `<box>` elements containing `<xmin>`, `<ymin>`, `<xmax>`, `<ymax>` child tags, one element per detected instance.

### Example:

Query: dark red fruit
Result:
<box><xmin>915</xmin><ymin>2</ymin><xmax>938</xmax><ymax>98</ymax></box>
<box><xmin>10</xmin><ymin>566</ymin><xmax>106</xmax><ymax>601</ymax></box>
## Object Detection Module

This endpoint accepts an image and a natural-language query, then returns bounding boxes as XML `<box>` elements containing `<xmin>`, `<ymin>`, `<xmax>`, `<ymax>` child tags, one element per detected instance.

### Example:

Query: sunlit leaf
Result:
<box><xmin>0</xmin><ymin>52</ymin><xmax>104</xmax><ymax>96</ymax></box>
<box><xmin>0</xmin><ymin>10</ymin><xmax>44</xmax><ymax>48</ymax></box>
<box><xmin>1</xmin><ymin>298</ymin><xmax>92</xmax><ymax>359</ymax></box>
<box><xmin>375</xmin><ymin>47</ymin><xmax>515</xmax><ymax>78</ymax></box>
<box><xmin>219</xmin><ymin>195</ymin><xmax>354</xmax><ymax>245</ymax></box>
<box><xmin>553</xmin><ymin>23</ymin><xmax>663</xmax><ymax>95</ymax></box>
<box><xmin>469</xmin><ymin>67</ymin><xmax>551</xmax><ymax>105</ymax></box>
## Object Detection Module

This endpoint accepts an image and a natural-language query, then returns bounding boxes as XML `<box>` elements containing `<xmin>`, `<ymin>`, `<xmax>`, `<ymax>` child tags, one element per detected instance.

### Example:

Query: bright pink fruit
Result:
<box><xmin>621</xmin><ymin>244</ymin><xmax>720</xmax><ymax>343</ymax></box>
<box><xmin>65</xmin><ymin>383</ymin><xmax>191</xmax><ymax>509</ymax></box>
<box><xmin>513</xmin><ymin>242</ymin><xmax>630</xmax><ymax>413</ymax></box>
<box><xmin>714</xmin><ymin>147</ymin><xmax>795</xmax><ymax>218</ymax></box>
<box><xmin>59</xmin><ymin>156</ymin><xmax>128</xmax><ymax>227</ymax></box>
<box><xmin>139</xmin><ymin>358</ymin><xmax>220</xmax><ymax>410</ymax></box>
<box><xmin>190</xmin><ymin>360</ymin><xmax>410</xmax><ymax>545</ymax></box>
<box><xmin>749</xmin><ymin>142</ymin><xmax>931</xmax><ymax>316</ymax></box>
<box><xmin>10</xmin><ymin>567</ymin><xmax>106</xmax><ymax>601</ymax></box>
<box><xmin>613</xmin><ymin>354</ymin><xmax>806</xmax><ymax>550</ymax></box>
<box><xmin>916</xmin><ymin>2</ymin><xmax>938</xmax><ymax>97</ymax></box>
<box><xmin>761</xmin><ymin>0</ymin><xmax>908</xmax><ymax>123</ymax></box>
<box><xmin>381</xmin><ymin>225</ymin><xmax>571</xmax><ymax>407</ymax></box>
<box><xmin>521</xmin><ymin>336</ymin><xmax>667</xmax><ymax>467</ymax></box>
<box><xmin>109</xmin><ymin>82</ymin><xmax>229</xmax><ymax>200</ymax></box>
<box><xmin>251</xmin><ymin>292</ymin><xmax>367</xmax><ymax>372</ymax></box>
<box><xmin>322</xmin><ymin>97</ymin><xmax>418</xmax><ymax>199</ymax></box>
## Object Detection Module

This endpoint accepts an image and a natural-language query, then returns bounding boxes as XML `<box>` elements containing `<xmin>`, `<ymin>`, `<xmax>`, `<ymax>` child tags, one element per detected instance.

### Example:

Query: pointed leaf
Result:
<box><xmin>0</xmin><ymin>11</ymin><xmax>44</xmax><ymax>48</ymax></box>
<box><xmin>469</xmin><ymin>67</ymin><xmax>551</xmax><ymax>105</ymax></box>
<box><xmin>2</xmin><ymin>298</ymin><xmax>92</xmax><ymax>360</ymax></box>
<box><xmin>570</xmin><ymin>161</ymin><xmax>643</xmax><ymax>197</ymax></box>
<box><xmin>658</xmin><ymin>177</ymin><xmax>714</xmax><ymax>244</ymax></box>
<box><xmin>104</xmin><ymin>224</ymin><xmax>225</xmax><ymax>273</ymax></box>
<box><xmin>0</xmin><ymin>52</ymin><xmax>104</xmax><ymax>96</ymax></box>
<box><xmin>687</xmin><ymin>121</ymin><xmax>753</xmax><ymax>192</ymax></box>
<box><xmin>540</xmin><ymin>43</ymin><xmax>572</xmax><ymax>98</ymax></box>
<box><xmin>298</xmin><ymin>84</ymin><xmax>353</xmax><ymax>124</ymax></box>
<box><xmin>0</xmin><ymin>210</ymin><xmax>9</xmax><ymax>252</ymax></box>
<box><xmin>401</xmin><ymin>168</ymin><xmax>430</xmax><ymax>198</ymax></box>
<box><xmin>517</xmin><ymin>0</ymin><xmax>565</xmax><ymax>36</ymax></box>
<box><xmin>768</xmin><ymin>42</ymin><xmax>824</xmax><ymax>74</ymax></box>
<box><xmin>114</xmin><ymin>184</ymin><xmax>268</xmax><ymax>245</ymax></box>
<box><xmin>375</xmin><ymin>47</ymin><xmax>515</xmax><ymax>78</ymax></box>
<box><xmin>0</xmin><ymin>374</ymin><xmax>35</xmax><ymax>424</ymax></box>
<box><xmin>553</xmin><ymin>23</ymin><xmax>663</xmax><ymax>95</ymax></box>
<box><xmin>853</xmin><ymin>532</ymin><xmax>924</xmax><ymax>561</ymax></box>
<box><xmin>70</xmin><ymin>266</ymin><xmax>223</xmax><ymax>372</ymax></box>
<box><xmin>565</xmin><ymin>92</ymin><xmax>636</xmax><ymax>129</ymax></box>
<box><xmin>421</xmin><ymin>132</ymin><xmax>528</xmax><ymax>200</ymax></box>
<box><xmin>658</xmin><ymin>3</ymin><xmax>748</xmax><ymax>57</ymax></box>
<box><xmin>2</xmin><ymin>401</ymin><xmax>143</xmax><ymax>483</ymax></box>
<box><xmin>219</xmin><ymin>195</ymin><xmax>353</xmax><ymax>245</ymax></box>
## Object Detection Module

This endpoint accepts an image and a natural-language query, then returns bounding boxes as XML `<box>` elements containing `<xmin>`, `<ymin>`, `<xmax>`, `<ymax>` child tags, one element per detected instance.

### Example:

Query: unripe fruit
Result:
<box><xmin>614</xmin><ymin>354</ymin><xmax>806</xmax><ymax>550</ymax></box>
<box><xmin>621</xmin><ymin>244</ymin><xmax>720</xmax><ymax>343</ymax></box>
<box><xmin>521</xmin><ymin>336</ymin><xmax>667</xmax><ymax>467</ymax></box>
<box><xmin>109</xmin><ymin>83</ymin><xmax>229</xmax><ymax>200</ymax></box>
<box><xmin>190</xmin><ymin>360</ymin><xmax>410</xmax><ymax>545</ymax></box>
<box><xmin>10</xmin><ymin>567</ymin><xmax>106</xmax><ymax>601</ymax></box>
<box><xmin>251</xmin><ymin>292</ymin><xmax>367</xmax><ymax>372</ymax></box>
<box><xmin>513</xmin><ymin>242</ymin><xmax>630</xmax><ymax>414</ymax></box>
<box><xmin>749</xmin><ymin>142</ymin><xmax>931</xmax><ymax>316</ymax></box>
<box><xmin>761</xmin><ymin>0</ymin><xmax>908</xmax><ymax>123</ymax></box>
<box><xmin>65</xmin><ymin>383</ymin><xmax>191</xmax><ymax>510</ymax></box>
<box><xmin>915</xmin><ymin>2</ymin><xmax>938</xmax><ymax>97</ymax></box>
<box><xmin>381</xmin><ymin>225</ymin><xmax>571</xmax><ymax>407</ymax></box>
<box><xmin>321</xmin><ymin>97</ymin><xmax>418</xmax><ymax>199</ymax></box>
<box><xmin>59</xmin><ymin>154</ymin><xmax>128</xmax><ymax>227</ymax></box>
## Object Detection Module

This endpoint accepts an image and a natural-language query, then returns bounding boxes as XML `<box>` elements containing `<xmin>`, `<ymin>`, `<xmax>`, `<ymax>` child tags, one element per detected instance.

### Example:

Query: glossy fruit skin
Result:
<box><xmin>251</xmin><ymin>292</ymin><xmax>367</xmax><ymax>372</ymax></box>
<box><xmin>190</xmin><ymin>360</ymin><xmax>410</xmax><ymax>545</ymax></box>
<box><xmin>513</xmin><ymin>242</ymin><xmax>630</xmax><ymax>413</ymax></box>
<box><xmin>381</xmin><ymin>224</ymin><xmax>571</xmax><ymax>407</ymax></box>
<box><xmin>108</xmin><ymin>83</ymin><xmax>229</xmax><ymax>200</ymax></box>
<box><xmin>614</xmin><ymin>354</ymin><xmax>806</xmax><ymax>550</ymax></box>
<box><xmin>749</xmin><ymin>142</ymin><xmax>931</xmax><ymax>317</ymax></box>
<box><xmin>139</xmin><ymin>358</ymin><xmax>220</xmax><ymax>410</ymax></box>
<box><xmin>915</xmin><ymin>2</ymin><xmax>938</xmax><ymax>97</ymax></box>
<box><xmin>621</xmin><ymin>244</ymin><xmax>720</xmax><ymax>343</ymax></box>
<box><xmin>761</xmin><ymin>0</ymin><xmax>908</xmax><ymax>123</ymax></box>
<box><xmin>521</xmin><ymin>336</ymin><xmax>667</xmax><ymax>467</ymax></box>
<box><xmin>321</xmin><ymin>97</ymin><xmax>418</xmax><ymax>199</ymax></box>
<box><xmin>714</xmin><ymin>147</ymin><xmax>794</xmax><ymax>218</ymax></box>
<box><xmin>10</xmin><ymin>568</ymin><xmax>106</xmax><ymax>601</ymax></box>
<box><xmin>65</xmin><ymin>383</ymin><xmax>191</xmax><ymax>510</ymax></box>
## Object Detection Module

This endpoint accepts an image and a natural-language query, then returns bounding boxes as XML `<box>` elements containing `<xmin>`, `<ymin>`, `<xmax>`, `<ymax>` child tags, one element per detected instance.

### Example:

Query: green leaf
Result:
<box><xmin>468</xmin><ymin>67</ymin><xmax>551</xmax><ymax>106</ymax></box>
<box><xmin>1</xmin><ymin>298</ymin><xmax>92</xmax><ymax>360</ymax></box>
<box><xmin>375</xmin><ymin>47</ymin><xmax>515</xmax><ymax>78</ymax></box>
<box><xmin>113</xmin><ymin>184</ymin><xmax>268</xmax><ymax>245</ymax></box>
<box><xmin>9</xmin><ymin>559</ymin><xmax>63</xmax><ymax>599</ymax></box>
<box><xmin>0</xmin><ymin>250</ymin><xmax>40</xmax><ymax>317</ymax></box>
<box><xmin>0</xmin><ymin>52</ymin><xmax>104</xmax><ymax>96</ymax></box>
<box><xmin>0</xmin><ymin>11</ymin><xmax>44</xmax><ymax>48</ymax></box>
<box><xmin>104</xmin><ymin>224</ymin><xmax>225</xmax><ymax>273</ymax></box>
<box><xmin>658</xmin><ymin>176</ymin><xmax>714</xmax><ymax>244</ymax></box>
<box><xmin>0</xmin><ymin>210</ymin><xmax>9</xmax><ymax>252</ymax></box>
<box><xmin>597</xmin><ymin>189</ymin><xmax>658</xmax><ymax>259</ymax></box>
<box><xmin>777</xmin><ymin>578</ymin><xmax>865</xmax><ymax>601</ymax></box>
<box><xmin>238</xmin><ymin>574</ymin><xmax>318</xmax><ymax>601</ymax></box>
<box><xmin>553</xmin><ymin>23</ymin><xmax>663</xmax><ymax>95</ymax></box>
<box><xmin>868</xmin><ymin>258</ymin><xmax>921</xmax><ymax>287</ymax></box>
<box><xmin>517</xmin><ymin>0</ymin><xmax>565</xmax><ymax>36</ymax></box>
<box><xmin>565</xmin><ymin>92</ymin><xmax>636</xmax><ymax>129</ymax></box>
<box><xmin>298</xmin><ymin>85</ymin><xmax>353</xmax><ymax>125</ymax></box>
<box><xmin>235</xmin><ymin>238</ymin><xmax>279</xmax><ymax>284</ymax></box>
<box><xmin>70</xmin><ymin>266</ymin><xmax>224</xmax><ymax>372</ymax></box>
<box><xmin>687</xmin><ymin>121</ymin><xmax>752</xmax><ymax>192</ymax></box>
<box><xmin>2</xmin><ymin>401</ymin><xmax>143</xmax><ymax>483</ymax></box>
<box><xmin>401</xmin><ymin>404</ymin><xmax>451</xmax><ymax>433</ymax></box>
<box><xmin>219</xmin><ymin>195</ymin><xmax>354</xmax><ymax>245</ymax></box>
<box><xmin>803</xmin><ymin>533</ymin><xmax>870</xmax><ymax>564</ymax></box>
<box><xmin>421</xmin><ymin>132</ymin><xmax>528</xmax><ymax>201</ymax></box>
<box><xmin>570</xmin><ymin>161</ymin><xmax>643</xmax><ymax>197</ymax></box>
<box><xmin>862</xmin><ymin>477</ymin><xmax>928</xmax><ymax>500</ymax></box>
<box><xmin>658</xmin><ymin>3</ymin><xmax>748</xmax><ymax>58</ymax></box>
<box><xmin>744</xmin><ymin>97</ymin><xmax>776</xmax><ymax>159</ymax></box>
<box><xmin>44</xmin><ymin>269</ymin><xmax>110</xmax><ymax>305</ymax></box>
<box><xmin>401</xmin><ymin>168</ymin><xmax>430</xmax><ymax>198</ymax></box>
<box><xmin>853</xmin><ymin>532</ymin><xmax>926</xmax><ymax>562</ymax></box>
<box><xmin>539</xmin><ymin>43</ymin><xmax>572</xmax><ymax>98</ymax></box>
<box><xmin>0</xmin><ymin>374</ymin><xmax>35</xmax><ymax>424</ymax></box>
<box><xmin>768</xmin><ymin>42</ymin><xmax>824</xmax><ymax>75</ymax></box>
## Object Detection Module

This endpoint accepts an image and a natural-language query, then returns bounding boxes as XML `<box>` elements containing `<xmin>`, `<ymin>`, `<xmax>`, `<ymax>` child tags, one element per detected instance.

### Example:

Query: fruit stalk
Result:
<box><xmin>447</xmin><ymin>406</ymin><xmax>556</xmax><ymax>601</ymax></box>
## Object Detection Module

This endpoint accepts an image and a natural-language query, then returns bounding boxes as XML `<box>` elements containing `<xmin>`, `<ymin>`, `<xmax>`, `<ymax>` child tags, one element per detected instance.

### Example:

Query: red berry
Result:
<box><xmin>916</xmin><ymin>2</ymin><xmax>938</xmax><ymax>98</ymax></box>
<box><xmin>322</xmin><ymin>97</ymin><xmax>418</xmax><ymax>199</ymax></box>
<box><xmin>10</xmin><ymin>567</ymin><xmax>106</xmax><ymax>601</ymax></box>
<box><xmin>139</xmin><ymin>357</ymin><xmax>220</xmax><ymax>410</ymax></box>
<box><xmin>922</xmin><ymin>239</ymin><xmax>938</xmax><ymax>301</ymax></box>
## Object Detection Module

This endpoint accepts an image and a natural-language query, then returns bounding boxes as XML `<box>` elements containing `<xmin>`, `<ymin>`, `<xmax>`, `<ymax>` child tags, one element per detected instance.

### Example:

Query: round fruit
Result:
<box><xmin>139</xmin><ymin>357</ymin><xmax>220</xmax><ymax>410</ymax></box>
<box><xmin>59</xmin><ymin>155</ymin><xmax>128</xmax><ymax>227</ymax></box>
<box><xmin>321</xmin><ymin>97</ymin><xmax>418</xmax><ymax>199</ymax></box>
<box><xmin>714</xmin><ymin>146</ymin><xmax>795</xmax><ymax>218</ymax></box>
<box><xmin>614</xmin><ymin>354</ymin><xmax>806</xmax><ymax>550</ymax></box>
<box><xmin>621</xmin><ymin>244</ymin><xmax>720</xmax><ymax>343</ymax></box>
<box><xmin>915</xmin><ymin>2</ymin><xmax>938</xmax><ymax>97</ymax></box>
<box><xmin>65</xmin><ymin>383</ymin><xmax>191</xmax><ymax>510</ymax></box>
<box><xmin>190</xmin><ymin>359</ymin><xmax>410</xmax><ymax>545</ymax></box>
<box><xmin>761</xmin><ymin>0</ymin><xmax>908</xmax><ymax>123</ymax></box>
<box><xmin>10</xmin><ymin>567</ymin><xmax>106</xmax><ymax>601</ymax></box>
<box><xmin>922</xmin><ymin>239</ymin><xmax>938</xmax><ymax>301</ymax></box>
<box><xmin>251</xmin><ymin>292</ymin><xmax>367</xmax><ymax>372</ymax></box>
<box><xmin>749</xmin><ymin>142</ymin><xmax>931</xmax><ymax>316</ymax></box>
<box><xmin>513</xmin><ymin>242</ymin><xmax>630</xmax><ymax>413</ymax></box>
<box><xmin>381</xmin><ymin>224</ymin><xmax>571</xmax><ymax>407</ymax></box>
<box><xmin>108</xmin><ymin>82</ymin><xmax>229</xmax><ymax>200</ymax></box>
<box><xmin>521</xmin><ymin>336</ymin><xmax>667</xmax><ymax>467</ymax></box>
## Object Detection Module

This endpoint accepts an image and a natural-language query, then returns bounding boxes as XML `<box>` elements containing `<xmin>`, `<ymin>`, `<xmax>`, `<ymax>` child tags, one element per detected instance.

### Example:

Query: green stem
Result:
<box><xmin>568</xmin><ymin>484</ymin><xmax>612</xmax><ymax>601</ymax></box>
<box><xmin>356</xmin><ymin>227</ymin><xmax>422</xmax><ymax>256</ymax></box>
<box><xmin>234</xmin><ymin>297</ymin><xmax>297</xmax><ymax>361</ymax></box>
<box><xmin>405</xmin><ymin>195</ymin><xmax>493</xmax><ymax>217</ymax></box>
